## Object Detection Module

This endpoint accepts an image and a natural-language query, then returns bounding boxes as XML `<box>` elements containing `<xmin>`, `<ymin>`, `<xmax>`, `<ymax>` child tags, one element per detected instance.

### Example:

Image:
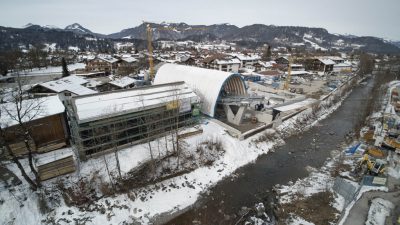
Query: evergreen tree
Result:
<box><xmin>262</xmin><ymin>45</ymin><xmax>272</xmax><ymax>61</ymax></box>
<box><xmin>61</xmin><ymin>57</ymin><xmax>70</xmax><ymax>77</ymax></box>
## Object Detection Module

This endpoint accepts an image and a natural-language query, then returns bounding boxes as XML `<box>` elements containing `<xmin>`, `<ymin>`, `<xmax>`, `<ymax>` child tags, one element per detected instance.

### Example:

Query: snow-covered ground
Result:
<box><xmin>365</xmin><ymin>198</ymin><xmax>394</xmax><ymax>225</ymax></box>
<box><xmin>303</xmin><ymin>34</ymin><xmax>328</xmax><ymax>51</ymax></box>
<box><xmin>0</xmin><ymin>77</ymin><xmax>358</xmax><ymax>225</ymax></box>
<box><xmin>288</xmin><ymin>216</ymin><xmax>315</xmax><ymax>225</ymax></box>
<box><xmin>9</xmin><ymin>63</ymin><xmax>86</xmax><ymax>76</ymax></box>
<box><xmin>1</xmin><ymin>120</ymin><xmax>280</xmax><ymax>224</ymax></box>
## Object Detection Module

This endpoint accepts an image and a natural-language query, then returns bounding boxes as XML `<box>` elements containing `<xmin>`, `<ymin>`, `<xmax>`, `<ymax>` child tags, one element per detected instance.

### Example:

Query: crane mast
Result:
<box><xmin>146</xmin><ymin>24</ymin><xmax>155</xmax><ymax>81</ymax></box>
<box><xmin>283</xmin><ymin>56</ymin><xmax>292</xmax><ymax>90</ymax></box>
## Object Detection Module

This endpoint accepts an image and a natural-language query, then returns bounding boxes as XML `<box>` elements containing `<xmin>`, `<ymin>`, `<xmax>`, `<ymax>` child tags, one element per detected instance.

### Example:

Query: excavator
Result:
<box><xmin>356</xmin><ymin>154</ymin><xmax>386</xmax><ymax>176</ymax></box>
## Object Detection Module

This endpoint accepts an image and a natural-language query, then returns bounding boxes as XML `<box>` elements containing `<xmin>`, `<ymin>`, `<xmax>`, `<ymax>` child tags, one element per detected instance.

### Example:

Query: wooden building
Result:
<box><xmin>313</xmin><ymin>58</ymin><xmax>335</xmax><ymax>73</ymax></box>
<box><xmin>36</xmin><ymin>149</ymin><xmax>76</xmax><ymax>181</ymax></box>
<box><xmin>97</xmin><ymin>76</ymin><xmax>138</xmax><ymax>92</ymax></box>
<box><xmin>86</xmin><ymin>56</ymin><xmax>119</xmax><ymax>75</ymax></box>
<box><xmin>117</xmin><ymin>57</ymin><xmax>138</xmax><ymax>75</ymax></box>
<box><xmin>275</xmin><ymin>56</ymin><xmax>289</xmax><ymax>66</ymax></box>
<box><xmin>179</xmin><ymin>56</ymin><xmax>196</xmax><ymax>66</ymax></box>
<box><xmin>1</xmin><ymin>96</ymin><xmax>69</xmax><ymax>156</ymax></box>
<box><xmin>29</xmin><ymin>75</ymin><xmax>97</xmax><ymax>97</ymax></box>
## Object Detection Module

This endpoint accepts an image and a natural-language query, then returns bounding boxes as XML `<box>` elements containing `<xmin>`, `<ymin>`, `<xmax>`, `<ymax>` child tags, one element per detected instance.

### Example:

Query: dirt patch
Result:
<box><xmin>330</xmin><ymin>162</ymin><xmax>352</xmax><ymax>177</ymax></box>
<box><xmin>276</xmin><ymin>191</ymin><xmax>339</xmax><ymax>225</ymax></box>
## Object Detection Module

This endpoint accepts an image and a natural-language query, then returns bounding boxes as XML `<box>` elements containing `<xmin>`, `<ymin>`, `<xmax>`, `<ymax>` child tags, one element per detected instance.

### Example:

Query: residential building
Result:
<box><xmin>86</xmin><ymin>55</ymin><xmax>119</xmax><ymax>74</ymax></box>
<box><xmin>313</xmin><ymin>58</ymin><xmax>335</xmax><ymax>73</ymax></box>
<box><xmin>232</xmin><ymin>54</ymin><xmax>261</xmax><ymax>68</ymax></box>
<box><xmin>29</xmin><ymin>75</ymin><xmax>97</xmax><ymax>97</ymax></box>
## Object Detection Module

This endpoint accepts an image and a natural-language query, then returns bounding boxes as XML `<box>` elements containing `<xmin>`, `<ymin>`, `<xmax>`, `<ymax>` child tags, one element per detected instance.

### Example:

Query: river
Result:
<box><xmin>167</xmin><ymin>77</ymin><xmax>374</xmax><ymax>225</ymax></box>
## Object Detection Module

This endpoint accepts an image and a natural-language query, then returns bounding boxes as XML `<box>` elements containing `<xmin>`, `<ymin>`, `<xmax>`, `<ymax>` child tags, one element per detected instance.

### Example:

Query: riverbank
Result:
<box><xmin>0</xmin><ymin>75</ymin><xmax>360</xmax><ymax>225</ymax></box>
<box><xmin>257</xmin><ymin>78</ymin><xmax>400</xmax><ymax>225</ymax></box>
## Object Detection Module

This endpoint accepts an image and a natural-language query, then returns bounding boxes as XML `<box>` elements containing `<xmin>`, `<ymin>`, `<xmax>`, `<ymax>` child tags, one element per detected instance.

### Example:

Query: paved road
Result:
<box><xmin>342</xmin><ymin>190</ymin><xmax>400</xmax><ymax>225</ymax></box>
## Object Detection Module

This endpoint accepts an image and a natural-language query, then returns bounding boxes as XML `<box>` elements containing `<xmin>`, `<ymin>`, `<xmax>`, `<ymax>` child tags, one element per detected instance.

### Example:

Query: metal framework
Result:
<box><xmin>64</xmin><ymin>85</ymin><xmax>200</xmax><ymax>160</ymax></box>
<box><xmin>66</xmin><ymin>103</ymin><xmax>198</xmax><ymax>160</ymax></box>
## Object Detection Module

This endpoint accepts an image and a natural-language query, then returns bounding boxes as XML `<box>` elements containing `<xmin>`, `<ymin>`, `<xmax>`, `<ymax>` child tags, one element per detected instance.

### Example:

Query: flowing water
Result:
<box><xmin>167</xmin><ymin>78</ymin><xmax>374</xmax><ymax>225</ymax></box>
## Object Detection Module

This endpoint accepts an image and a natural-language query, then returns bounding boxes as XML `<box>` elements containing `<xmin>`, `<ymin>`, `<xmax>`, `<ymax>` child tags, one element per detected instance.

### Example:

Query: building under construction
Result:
<box><xmin>155</xmin><ymin>64</ymin><xmax>265</xmax><ymax>126</ymax></box>
<box><xmin>64</xmin><ymin>81</ymin><xmax>200</xmax><ymax>160</ymax></box>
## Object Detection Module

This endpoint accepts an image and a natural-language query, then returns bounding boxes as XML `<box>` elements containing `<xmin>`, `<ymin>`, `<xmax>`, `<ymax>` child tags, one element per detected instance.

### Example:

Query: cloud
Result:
<box><xmin>0</xmin><ymin>0</ymin><xmax>399</xmax><ymax>39</ymax></box>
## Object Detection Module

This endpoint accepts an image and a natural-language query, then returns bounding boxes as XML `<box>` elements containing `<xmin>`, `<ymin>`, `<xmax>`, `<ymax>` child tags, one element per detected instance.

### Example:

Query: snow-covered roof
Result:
<box><xmin>109</xmin><ymin>77</ymin><xmax>137</xmax><ymax>88</ymax></box>
<box><xmin>324</xmin><ymin>56</ymin><xmax>344</xmax><ymax>61</ymax></box>
<box><xmin>284</xmin><ymin>71</ymin><xmax>310</xmax><ymax>75</ymax></box>
<box><xmin>334</xmin><ymin>62</ymin><xmax>352</xmax><ymax>67</ymax></box>
<box><xmin>231</xmin><ymin>54</ymin><xmax>261</xmax><ymax>61</ymax></box>
<box><xmin>71</xmin><ymin>82</ymin><xmax>200</xmax><ymax>124</ymax></box>
<box><xmin>0</xmin><ymin>95</ymin><xmax>65</xmax><ymax>128</ymax></box>
<box><xmin>215</xmin><ymin>58</ymin><xmax>241</xmax><ymax>65</ymax></box>
<box><xmin>38</xmin><ymin>75</ymin><xmax>97</xmax><ymax>95</ymax></box>
<box><xmin>97</xmin><ymin>55</ymin><xmax>119</xmax><ymax>64</ymax></box>
<box><xmin>154</xmin><ymin>64</ymin><xmax>246</xmax><ymax>117</ymax></box>
<box><xmin>120</xmin><ymin>57</ymin><xmax>137</xmax><ymax>63</ymax></box>
<box><xmin>258</xmin><ymin>61</ymin><xmax>276</xmax><ymax>68</ymax></box>
<box><xmin>318</xmin><ymin>58</ymin><xmax>336</xmax><ymax>65</ymax></box>
<box><xmin>290</xmin><ymin>64</ymin><xmax>304</xmax><ymax>67</ymax></box>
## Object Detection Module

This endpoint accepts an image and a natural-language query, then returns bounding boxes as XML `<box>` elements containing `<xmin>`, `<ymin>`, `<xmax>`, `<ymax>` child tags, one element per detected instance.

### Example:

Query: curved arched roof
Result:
<box><xmin>154</xmin><ymin>64</ymin><xmax>246</xmax><ymax>117</ymax></box>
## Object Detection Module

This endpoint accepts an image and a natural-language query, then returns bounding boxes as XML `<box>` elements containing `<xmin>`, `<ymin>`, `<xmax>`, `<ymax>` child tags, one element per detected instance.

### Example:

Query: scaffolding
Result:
<box><xmin>64</xmin><ymin>82</ymin><xmax>201</xmax><ymax>160</ymax></box>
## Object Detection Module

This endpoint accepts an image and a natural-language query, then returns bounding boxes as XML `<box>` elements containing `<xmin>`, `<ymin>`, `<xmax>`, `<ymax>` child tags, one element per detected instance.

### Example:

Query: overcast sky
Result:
<box><xmin>1</xmin><ymin>0</ymin><xmax>399</xmax><ymax>40</ymax></box>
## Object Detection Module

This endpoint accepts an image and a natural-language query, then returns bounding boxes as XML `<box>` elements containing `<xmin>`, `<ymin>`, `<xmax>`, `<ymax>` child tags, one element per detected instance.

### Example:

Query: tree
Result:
<box><xmin>0</xmin><ymin>75</ymin><xmax>43</xmax><ymax>190</ymax></box>
<box><xmin>262</xmin><ymin>45</ymin><xmax>272</xmax><ymax>61</ymax></box>
<box><xmin>0</xmin><ymin>50</ymin><xmax>22</xmax><ymax>76</ymax></box>
<box><xmin>0</xmin><ymin>126</ymin><xmax>38</xmax><ymax>190</ymax></box>
<box><xmin>61</xmin><ymin>57</ymin><xmax>70</xmax><ymax>77</ymax></box>
<box><xmin>358</xmin><ymin>53</ymin><xmax>374</xmax><ymax>77</ymax></box>
<box><xmin>139</xmin><ymin>94</ymin><xmax>157</xmax><ymax>178</ymax></box>
<box><xmin>26</xmin><ymin>46</ymin><xmax>48</xmax><ymax>70</ymax></box>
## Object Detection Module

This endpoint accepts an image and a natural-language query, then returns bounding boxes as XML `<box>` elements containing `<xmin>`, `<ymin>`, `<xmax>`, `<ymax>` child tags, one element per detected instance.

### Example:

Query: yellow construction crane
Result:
<box><xmin>143</xmin><ymin>21</ymin><xmax>208</xmax><ymax>81</ymax></box>
<box><xmin>283</xmin><ymin>56</ymin><xmax>292</xmax><ymax>90</ymax></box>
<box><xmin>145</xmin><ymin>23</ymin><xmax>155</xmax><ymax>81</ymax></box>
<box><xmin>144</xmin><ymin>22</ymin><xmax>196</xmax><ymax>81</ymax></box>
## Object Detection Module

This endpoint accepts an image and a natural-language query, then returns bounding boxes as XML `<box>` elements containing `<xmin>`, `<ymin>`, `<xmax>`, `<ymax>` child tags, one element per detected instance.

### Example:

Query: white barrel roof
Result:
<box><xmin>154</xmin><ymin>64</ymin><xmax>246</xmax><ymax>117</ymax></box>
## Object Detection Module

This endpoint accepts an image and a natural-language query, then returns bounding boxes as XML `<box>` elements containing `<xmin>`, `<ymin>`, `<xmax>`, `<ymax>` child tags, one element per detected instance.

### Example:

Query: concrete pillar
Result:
<box><xmin>223</xmin><ymin>104</ymin><xmax>247</xmax><ymax>126</ymax></box>
<box><xmin>233</xmin><ymin>105</ymin><xmax>247</xmax><ymax>125</ymax></box>
<box><xmin>223</xmin><ymin>105</ymin><xmax>235</xmax><ymax>122</ymax></box>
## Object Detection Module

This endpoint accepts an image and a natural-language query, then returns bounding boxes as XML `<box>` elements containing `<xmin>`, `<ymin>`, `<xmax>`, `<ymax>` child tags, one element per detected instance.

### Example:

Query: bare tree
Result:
<box><xmin>0</xmin><ymin>75</ymin><xmax>44</xmax><ymax>189</ymax></box>
<box><xmin>358</xmin><ymin>53</ymin><xmax>374</xmax><ymax>77</ymax></box>
<box><xmin>0</xmin><ymin>126</ymin><xmax>38</xmax><ymax>190</ymax></box>
<box><xmin>139</xmin><ymin>93</ymin><xmax>156</xmax><ymax>178</ymax></box>
<box><xmin>99</xmin><ymin>105</ymin><xmax>122</xmax><ymax>183</ymax></box>
<box><xmin>170</xmin><ymin>85</ymin><xmax>182</xmax><ymax>170</ymax></box>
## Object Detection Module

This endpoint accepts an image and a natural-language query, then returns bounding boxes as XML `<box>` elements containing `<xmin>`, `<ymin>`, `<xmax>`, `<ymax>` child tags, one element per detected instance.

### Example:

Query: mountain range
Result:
<box><xmin>0</xmin><ymin>22</ymin><xmax>399</xmax><ymax>54</ymax></box>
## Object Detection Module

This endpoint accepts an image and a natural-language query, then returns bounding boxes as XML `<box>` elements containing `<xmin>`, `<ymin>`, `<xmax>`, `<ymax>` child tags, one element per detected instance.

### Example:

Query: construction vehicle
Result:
<box><xmin>382</xmin><ymin>137</ymin><xmax>400</xmax><ymax>150</ymax></box>
<box><xmin>366</xmin><ymin>147</ymin><xmax>385</xmax><ymax>158</ymax></box>
<box><xmin>356</xmin><ymin>154</ymin><xmax>386</xmax><ymax>176</ymax></box>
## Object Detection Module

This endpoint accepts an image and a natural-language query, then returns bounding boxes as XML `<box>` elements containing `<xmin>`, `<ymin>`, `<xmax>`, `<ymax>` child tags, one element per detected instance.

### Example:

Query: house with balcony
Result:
<box><xmin>86</xmin><ymin>55</ymin><xmax>119</xmax><ymax>75</ymax></box>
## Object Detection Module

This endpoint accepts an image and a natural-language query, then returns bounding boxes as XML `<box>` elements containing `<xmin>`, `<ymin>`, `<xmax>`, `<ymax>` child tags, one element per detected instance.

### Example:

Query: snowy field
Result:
<box><xmin>9</xmin><ymin>63</ymin><xmax>86</xmax><ymax>76</ymax></box>
<box><xmin>1</xmin><ymin>120</ymin><xmax>280</xmax><ymax>224</ymax></box>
